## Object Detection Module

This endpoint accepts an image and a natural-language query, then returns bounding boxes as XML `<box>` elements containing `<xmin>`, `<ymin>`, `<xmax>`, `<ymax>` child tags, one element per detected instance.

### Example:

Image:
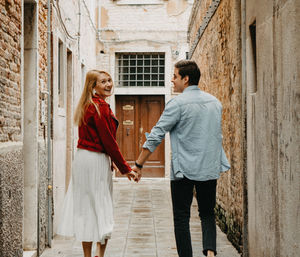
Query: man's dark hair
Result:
<box><xmin>174</xmin><ymin>60</ymin><xmax>201</xmax><ymax>85</ymax></box>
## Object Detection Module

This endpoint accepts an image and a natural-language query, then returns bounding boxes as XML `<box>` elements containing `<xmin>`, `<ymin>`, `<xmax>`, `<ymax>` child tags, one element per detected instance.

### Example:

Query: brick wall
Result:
<box><xmin>0</xmin><ymin>1</ymin><xmax>23</xmax><ymax>256</ymax></box>
<box><xmin>188</xmin><ymin>0</ymin><xmax>243</xmax><ymax>252</ymax></box>
<box><xmin>38</xmin><ymin>0</ymin><xmax>49</xmax><ymax>253</ymax></box>
<box><xmin>0</xmin><ymin>0</ymin><xmax>22</xmax><ymax>143</ymax></box>
<box><xmin>38</xmin><ymin>0</ymin><xmax>48</xmax><ymax>138</ymax></box>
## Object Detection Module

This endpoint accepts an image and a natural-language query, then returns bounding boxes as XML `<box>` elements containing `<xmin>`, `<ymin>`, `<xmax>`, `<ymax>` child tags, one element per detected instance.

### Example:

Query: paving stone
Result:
<box><xmin>41</xmin><ymin>179</ymin><xmax>240</xmax><ymax>257</ymax></box>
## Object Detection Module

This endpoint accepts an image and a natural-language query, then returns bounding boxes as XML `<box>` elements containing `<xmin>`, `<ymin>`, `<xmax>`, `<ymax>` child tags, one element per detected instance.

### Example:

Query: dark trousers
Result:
<box><xmin>171</xmin><ymin>177</ymin><xmax>217</xmax><ymax>257</ymax></box>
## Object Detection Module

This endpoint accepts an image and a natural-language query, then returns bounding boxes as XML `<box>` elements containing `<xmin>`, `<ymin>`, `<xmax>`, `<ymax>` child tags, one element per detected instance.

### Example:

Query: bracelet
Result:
<box><xmin>135</xmin><ymin>161</ymin><xmax>143</xmax><ymax>169</ymax></box>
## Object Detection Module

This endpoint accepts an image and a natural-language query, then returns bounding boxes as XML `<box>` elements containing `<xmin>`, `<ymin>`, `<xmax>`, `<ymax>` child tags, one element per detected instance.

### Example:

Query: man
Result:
<box><xmin>132</xmin><ymin>60</ymin><xmax>230</xmax><ymax>257</ymax></box>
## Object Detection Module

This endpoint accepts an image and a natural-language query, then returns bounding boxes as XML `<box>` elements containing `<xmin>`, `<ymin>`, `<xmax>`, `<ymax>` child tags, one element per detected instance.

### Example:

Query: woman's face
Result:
<box><xmin>94</xmin><ymin>73</ymin><xmax>113</xmax><ymax>99</ymax></box>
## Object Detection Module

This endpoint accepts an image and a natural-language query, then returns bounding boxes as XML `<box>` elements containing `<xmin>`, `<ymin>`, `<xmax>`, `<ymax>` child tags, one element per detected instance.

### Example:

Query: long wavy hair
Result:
<box><xmin>74</xmin><ymin>70</ymin><xmax>112</xmax><ymax>126</ymax></box>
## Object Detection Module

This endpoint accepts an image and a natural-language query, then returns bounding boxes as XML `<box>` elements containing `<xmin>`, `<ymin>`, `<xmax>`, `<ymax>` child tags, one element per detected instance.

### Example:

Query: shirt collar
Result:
<box><xmin>183</xmin><ymin>85</ymin><xmax>199</xmax><ymax>93</ymax></box>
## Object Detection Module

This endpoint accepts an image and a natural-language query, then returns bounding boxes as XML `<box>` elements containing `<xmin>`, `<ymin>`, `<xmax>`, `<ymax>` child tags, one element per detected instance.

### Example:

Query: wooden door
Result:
<box><xmin>116</xmin><ymin>95</ymin><xmax>165</xmax><ymax>177</ymax></box>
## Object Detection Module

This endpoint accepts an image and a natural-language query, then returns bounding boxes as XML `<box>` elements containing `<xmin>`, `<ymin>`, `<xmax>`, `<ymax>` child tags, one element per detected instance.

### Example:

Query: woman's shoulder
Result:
<box><xmin>88</xmin><ymin>98</ymin><xmax>110</xmax><ymax>116</ymax></box>
<box><xmin>92</xmin><ymin>96</ymin><xmax>108</xmax><ymax>105</ymax></box>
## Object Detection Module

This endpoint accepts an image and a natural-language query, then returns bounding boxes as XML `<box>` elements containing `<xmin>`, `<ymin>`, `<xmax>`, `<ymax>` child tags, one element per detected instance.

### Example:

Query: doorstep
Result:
<box><xmin>23</xmin><ymin>250</ymin><xmax>37</xmax><ymax>257</ymax></box>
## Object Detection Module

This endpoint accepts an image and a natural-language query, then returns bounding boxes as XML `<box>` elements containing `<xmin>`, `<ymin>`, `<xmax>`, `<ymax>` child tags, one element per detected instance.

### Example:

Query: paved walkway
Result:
<box><xmin>41</xmin><ymin>179</ymin><xmax>240</xmax><ymax>257</ymax></box>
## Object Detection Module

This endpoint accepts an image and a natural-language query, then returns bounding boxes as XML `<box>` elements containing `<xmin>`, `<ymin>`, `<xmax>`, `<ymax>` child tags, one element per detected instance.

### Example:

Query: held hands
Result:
<box><xmin>127</xmin><ymin>170</ymin><xmax>140</xmax><ymax>182</ymax></box>
<box><xmin>112</xmin><ymin>162</ymin><xmax>141</xmax><ymax>182</ymax></box>
<box><xmin>131</xmin><ymin>164</ymin><xmax>142</xmax><ymax>182</ymax></box>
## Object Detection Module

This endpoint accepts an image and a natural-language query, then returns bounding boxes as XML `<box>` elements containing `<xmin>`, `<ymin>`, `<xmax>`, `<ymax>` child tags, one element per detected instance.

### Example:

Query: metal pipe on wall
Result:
<box><xmin>46</xmin><ymin>0</ymin><xmax>53</xmax><ymax>248</ymax></box>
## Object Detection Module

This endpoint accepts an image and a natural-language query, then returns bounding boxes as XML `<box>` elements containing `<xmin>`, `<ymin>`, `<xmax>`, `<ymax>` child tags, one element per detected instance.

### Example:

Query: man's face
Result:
<box><xmin>171</xmin><ymin>67</ymin><xmax>188</xmax><ymax>93</ymax></box>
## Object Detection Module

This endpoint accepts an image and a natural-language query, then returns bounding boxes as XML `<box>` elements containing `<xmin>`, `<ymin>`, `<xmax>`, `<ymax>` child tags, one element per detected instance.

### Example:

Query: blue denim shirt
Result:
<box><xmin>143</xmin><ymin>85</ymin><xmax>230</xmax><ymax>181</ymax></box>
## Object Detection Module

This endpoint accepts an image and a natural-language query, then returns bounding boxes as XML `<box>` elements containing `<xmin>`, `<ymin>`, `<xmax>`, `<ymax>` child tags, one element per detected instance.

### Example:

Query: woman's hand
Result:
<box><xmin>112</xmin><ymin>162</ymin><xmax>120</xmax><ymax>174</ymax></box>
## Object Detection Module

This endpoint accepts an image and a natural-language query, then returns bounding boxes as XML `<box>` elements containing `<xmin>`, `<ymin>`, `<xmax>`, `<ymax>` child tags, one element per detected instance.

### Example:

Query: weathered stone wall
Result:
<box><xmin>1</xmin><ymin>0</ymin><xmax>50</xmax><ymax>255</ymax></box>
<box><xmin>0</xmin><ymin>144</ymin><xmax>23</xmax><ymax>257</ymax></box>
<box><xmin>246</xmin><ymin>0</ymin><xmax>300</xmax><ymax>256</ymax></box>
<box><xmin>38</xmin><ymin>0</ymin><xmax>48</xmax><ymax>137</ymax></box>
<box><xmin>0</xmin><ymin>0</ymin><xmax>22</xmax><ymax>143</ymax></box>
<box><xmin>188</xmin><ymin>0</ymin><xmax>243</xmax><ymax>252</ymax></box>
<box><xmin>37</xmin><ymin>1</ymin><xmax>49</xmax><ymax>253</ymax></box>
<box><xmin>38</xmin><ymin>140</ymin><xmax>49</xmax><ymax>254</ymax></box>
<box><xmin>0</xmin><ymin>1</ymin><xmax>23</xmax><ymax>256</ymax></box>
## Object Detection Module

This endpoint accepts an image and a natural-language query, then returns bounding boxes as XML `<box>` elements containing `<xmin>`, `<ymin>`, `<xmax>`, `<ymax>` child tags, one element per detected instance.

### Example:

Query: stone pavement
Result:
<box><xmin>41</xmin><ymin>179</ymin><xmax>240</xmax><ymax>257</ymax></box>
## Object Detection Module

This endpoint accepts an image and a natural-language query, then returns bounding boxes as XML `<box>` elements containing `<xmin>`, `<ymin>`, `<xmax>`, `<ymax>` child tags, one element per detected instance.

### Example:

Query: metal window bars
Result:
<box><xmin>116</xmin><ymin>53</ymin><xmax>165</xmax><ymax>87</ymax></box>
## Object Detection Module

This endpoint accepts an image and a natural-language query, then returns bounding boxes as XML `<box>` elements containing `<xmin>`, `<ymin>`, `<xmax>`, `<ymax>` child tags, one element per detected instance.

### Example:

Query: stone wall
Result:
<box><xmin>38</xmin><ymin>140</ymin><xmax>49</xmax><ymax>254</ymax></box>
<box><xmin>0</xmin><ymin>144</ymin><xmax>23</xmax><ymax>257</ymax></box>
<box><xmin>0</xmin><ymin>1</ymin><xmax>23</xmax><ymax>256</ymax></box>
<box><xmin>37</xmin><ymin>1</ymin><xmax>49</xmax><ymax>253</ymax></box>
<box><xmin>188</xmin><ymin>0</ymin><xmax>243</xmax><ymax>252</ymax></box>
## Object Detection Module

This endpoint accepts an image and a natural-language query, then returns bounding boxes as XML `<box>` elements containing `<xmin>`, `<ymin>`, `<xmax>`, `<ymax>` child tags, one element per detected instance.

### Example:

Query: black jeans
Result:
<box><xmin>171</xmin><ymin>177</ymin><xmax>217</xmax><ymax>257</ymax></box>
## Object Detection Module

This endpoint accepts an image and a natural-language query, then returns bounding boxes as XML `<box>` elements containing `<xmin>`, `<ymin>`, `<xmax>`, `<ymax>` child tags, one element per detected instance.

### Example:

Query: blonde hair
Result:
<box><xmin>74</xmin><ymin>70</ymin><xmax>112</xmax><ymax>126</ymax></box>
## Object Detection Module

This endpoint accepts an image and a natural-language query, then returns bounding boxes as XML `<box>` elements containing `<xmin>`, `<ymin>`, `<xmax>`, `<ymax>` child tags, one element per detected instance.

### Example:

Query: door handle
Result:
<box><xmin>126</xmin><ymin>128</ymin><xmax>130</xmax><ymax>136</ymax></box>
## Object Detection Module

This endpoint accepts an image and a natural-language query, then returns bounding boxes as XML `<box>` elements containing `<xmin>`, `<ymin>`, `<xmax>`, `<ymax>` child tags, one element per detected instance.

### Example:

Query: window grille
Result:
<box><xmin>116</xmin><ymin>53</ymin><xmax>165</xmax><ymax>87</ymax></box>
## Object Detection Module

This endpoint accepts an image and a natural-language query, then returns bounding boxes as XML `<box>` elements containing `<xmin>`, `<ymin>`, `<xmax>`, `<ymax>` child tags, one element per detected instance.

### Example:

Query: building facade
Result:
<box><xmin>188</xmin><ymin>0</ymin><xmax>300</xmax><ymax>256</ymax></box>
<box><xmin>51</xmin><ymin>0</ymin><xmax>97</xmax><ymax>238</ymax></box>
<box><xmin>96</xmin><ymin>0</ymin><xmax>194</xmax><ymax>178</ymax></box>
<box><xmin>245</xmin><ymin>0</ymin><xmax>300</xmax><ymax>256</ymax></box>
<box><xmin>0</xmin><ymin>1</ymin><xmax>24</xmax><ymax>256</ymax></box>
<box><xmin>0</xmin><ymin>0</ymin><xmax>97</xmax><ymax>256</ymax></box>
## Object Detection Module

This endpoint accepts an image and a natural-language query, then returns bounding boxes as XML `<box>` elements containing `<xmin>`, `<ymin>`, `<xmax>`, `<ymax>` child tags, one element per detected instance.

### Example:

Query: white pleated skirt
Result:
<box><xmin>57</xmin><ymin>149</ymin><xmax>113</xmax><ymax>243</ymax></box>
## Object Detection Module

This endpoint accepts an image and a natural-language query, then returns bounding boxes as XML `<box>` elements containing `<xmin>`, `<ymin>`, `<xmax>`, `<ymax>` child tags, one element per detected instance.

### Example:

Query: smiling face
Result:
<box><xmin>171</xmin><ymin>67</ymin><xmax>189</xmax><ymax>93</ymax></box>
<box><xmin>94</xmin><ymin>73</ymin><xmax>113</xmax><ymax>99</ymax></box>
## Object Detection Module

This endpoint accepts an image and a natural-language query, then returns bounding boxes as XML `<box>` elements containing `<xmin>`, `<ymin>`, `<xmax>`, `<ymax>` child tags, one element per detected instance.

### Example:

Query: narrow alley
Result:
<box><xmin>40</xmin><ymin>179</ymin><xmax>240</xmax><ymax>257</ymax></box>
<box><xmin>0</xmin><ymin>0</ymin><xmax>299</xmax><ymax>257</ymax></box>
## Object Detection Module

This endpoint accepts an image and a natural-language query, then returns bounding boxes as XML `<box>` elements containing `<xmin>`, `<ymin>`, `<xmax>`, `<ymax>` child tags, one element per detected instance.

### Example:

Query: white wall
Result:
<box><xmin>51</xmin><ymin>0</ymin><xmax>97</xmax><ymax>234</ymax></box>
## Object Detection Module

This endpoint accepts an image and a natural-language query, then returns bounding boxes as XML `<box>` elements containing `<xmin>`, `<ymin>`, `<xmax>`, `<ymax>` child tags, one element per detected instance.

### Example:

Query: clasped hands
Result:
<box><xmin>127</xmin><ymin>165</ymin><xmax>142</xmax><ymax>182</ymax></box>
<box><xmin>112</xmin><ymin>162</ymin><xmax>142</xmax><ymax>182</ymax></box>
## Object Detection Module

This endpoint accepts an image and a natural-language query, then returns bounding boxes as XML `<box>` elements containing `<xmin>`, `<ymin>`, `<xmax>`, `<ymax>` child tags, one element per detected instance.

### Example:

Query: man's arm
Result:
<box><xmin>132</xmin><ymin>98</ymin><xmax>181</xmax><ymax>181</ymax></box>
<box><xmin>132</xmin><ymin>148</ymin><xmax>152</xmax><ymax>181</ymax></box>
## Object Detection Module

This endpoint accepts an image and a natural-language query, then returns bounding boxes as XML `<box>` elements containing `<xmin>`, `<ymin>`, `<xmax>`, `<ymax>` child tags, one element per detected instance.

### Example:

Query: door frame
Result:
<box><xmin>111</xmin><ymin>93</ymin><xmax>171</xmax><ymax>178</ymax></box>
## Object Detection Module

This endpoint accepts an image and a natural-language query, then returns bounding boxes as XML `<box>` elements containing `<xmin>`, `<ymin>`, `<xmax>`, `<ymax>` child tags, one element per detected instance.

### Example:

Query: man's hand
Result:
<box><xmin>131</xmin><ymin>165</ymin><xmax>142</xmax><ymax>182</ymax></box>
<box><xmin>127</xmin><ymin>170</ymin><xmax>139</xmax><ymax>182</ymax></box>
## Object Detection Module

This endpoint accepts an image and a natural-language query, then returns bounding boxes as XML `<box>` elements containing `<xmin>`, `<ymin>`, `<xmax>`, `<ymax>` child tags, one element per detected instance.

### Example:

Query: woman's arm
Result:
<box><xmin>93</xmin><ymin>105</ymin><xmax>131</xmax><ymax>174</ymax></box>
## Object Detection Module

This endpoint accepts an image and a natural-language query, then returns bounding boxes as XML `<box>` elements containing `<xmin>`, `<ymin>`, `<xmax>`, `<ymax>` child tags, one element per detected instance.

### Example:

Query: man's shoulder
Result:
<box><xmin>201</xmin><ymin>91</ymin><xmax>220</xmax><ymax>102</ymax></box>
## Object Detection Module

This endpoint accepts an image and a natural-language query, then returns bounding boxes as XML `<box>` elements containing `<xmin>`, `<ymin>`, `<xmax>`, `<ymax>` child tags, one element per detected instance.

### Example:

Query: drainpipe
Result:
<box><xmin>78</xmin><ymin>0</ymin><xmax>81</xmax><ymax>61</ymax></box>
<box><xmin>241</xmin><ymin>0</ymin><xmax>248</xmax><ymax>256</ymax></box>
<box><xmin>46</xmin><ymin>0</ymin><xmax>53</xmax><ymax>248</ymax></box>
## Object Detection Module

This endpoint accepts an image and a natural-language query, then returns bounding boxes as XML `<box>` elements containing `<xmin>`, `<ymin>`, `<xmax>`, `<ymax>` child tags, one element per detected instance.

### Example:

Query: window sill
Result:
<box><xmin>115</xmin><ymin>0</ymin><xmax>165</xmax><ymax>6</ymax></box>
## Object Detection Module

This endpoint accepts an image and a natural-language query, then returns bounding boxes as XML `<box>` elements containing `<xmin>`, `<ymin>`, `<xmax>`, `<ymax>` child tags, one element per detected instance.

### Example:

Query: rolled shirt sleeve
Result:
<box><xmin>143</xmin><ymin>98</ymin><xmax>180</xmax><ymax>152</ymax></box>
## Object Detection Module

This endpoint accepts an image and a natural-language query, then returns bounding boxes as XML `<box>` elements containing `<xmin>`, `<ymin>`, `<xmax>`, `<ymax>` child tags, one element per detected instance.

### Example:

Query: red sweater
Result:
<box><xmin>77</xmin><ymin>96</ymin><xmax>131</xmax><ymax>174</ymax></box>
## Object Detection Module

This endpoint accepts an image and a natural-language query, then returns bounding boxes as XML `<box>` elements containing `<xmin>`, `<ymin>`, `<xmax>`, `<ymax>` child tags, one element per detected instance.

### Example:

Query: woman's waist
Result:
<box><xmin>77</xmin><ymin>138</ymin><xmax>106</xmax><ymax>153</ymax></box>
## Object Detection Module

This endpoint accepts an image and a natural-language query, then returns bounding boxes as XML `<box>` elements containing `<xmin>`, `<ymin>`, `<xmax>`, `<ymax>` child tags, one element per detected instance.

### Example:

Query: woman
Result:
<box><xmin>58</xmin><ymin>70</ymin><xmax>137</xmax><ymax>257</ymax></box>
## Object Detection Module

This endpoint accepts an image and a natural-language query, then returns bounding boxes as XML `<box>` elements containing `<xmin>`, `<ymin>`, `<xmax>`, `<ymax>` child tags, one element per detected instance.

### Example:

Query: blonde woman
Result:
<box><xmin>58</xmin><ymin>70</ymin><xmax>137</xmax><ymax>257</ymax></box>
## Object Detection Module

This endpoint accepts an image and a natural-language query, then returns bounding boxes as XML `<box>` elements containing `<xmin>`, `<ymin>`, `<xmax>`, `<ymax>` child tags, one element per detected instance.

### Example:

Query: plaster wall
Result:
<box><xmin>246</xmin><ymin>0</ymin><xmax>300</xmax><ymax>256</ymax></box>
<box><xmin>51</xmin><ymin>0</ymin><xmax>97</xmax><ymax>234</ymax></box>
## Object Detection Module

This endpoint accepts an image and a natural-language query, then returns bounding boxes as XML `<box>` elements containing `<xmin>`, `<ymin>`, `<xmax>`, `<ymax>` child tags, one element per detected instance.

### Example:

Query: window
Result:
<box><xmin>116</xmin><ymin>53</ymin><xmax>165</xmax><ymax>87</ymax></box>
<box><xmin>58</xmin><ymin>40</ymin><xmax>64</xmax><ymax>108</ymax></box>
<box><xmin>81</xmin><ymin>63</ymin><xmax>86</xmax><ymax>89</ymax></box>
<box><xmin>249</xmin><ymin>20</ymin><xmax>257</xmax><ymax>93</ymax></box>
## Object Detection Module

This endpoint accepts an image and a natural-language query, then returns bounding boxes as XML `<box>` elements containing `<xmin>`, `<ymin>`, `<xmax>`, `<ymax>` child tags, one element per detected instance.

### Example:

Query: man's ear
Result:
<box><xmin>183</xmin><ymin>75</ymin><xmax>189</xmax><ymax>85</ymax></box>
